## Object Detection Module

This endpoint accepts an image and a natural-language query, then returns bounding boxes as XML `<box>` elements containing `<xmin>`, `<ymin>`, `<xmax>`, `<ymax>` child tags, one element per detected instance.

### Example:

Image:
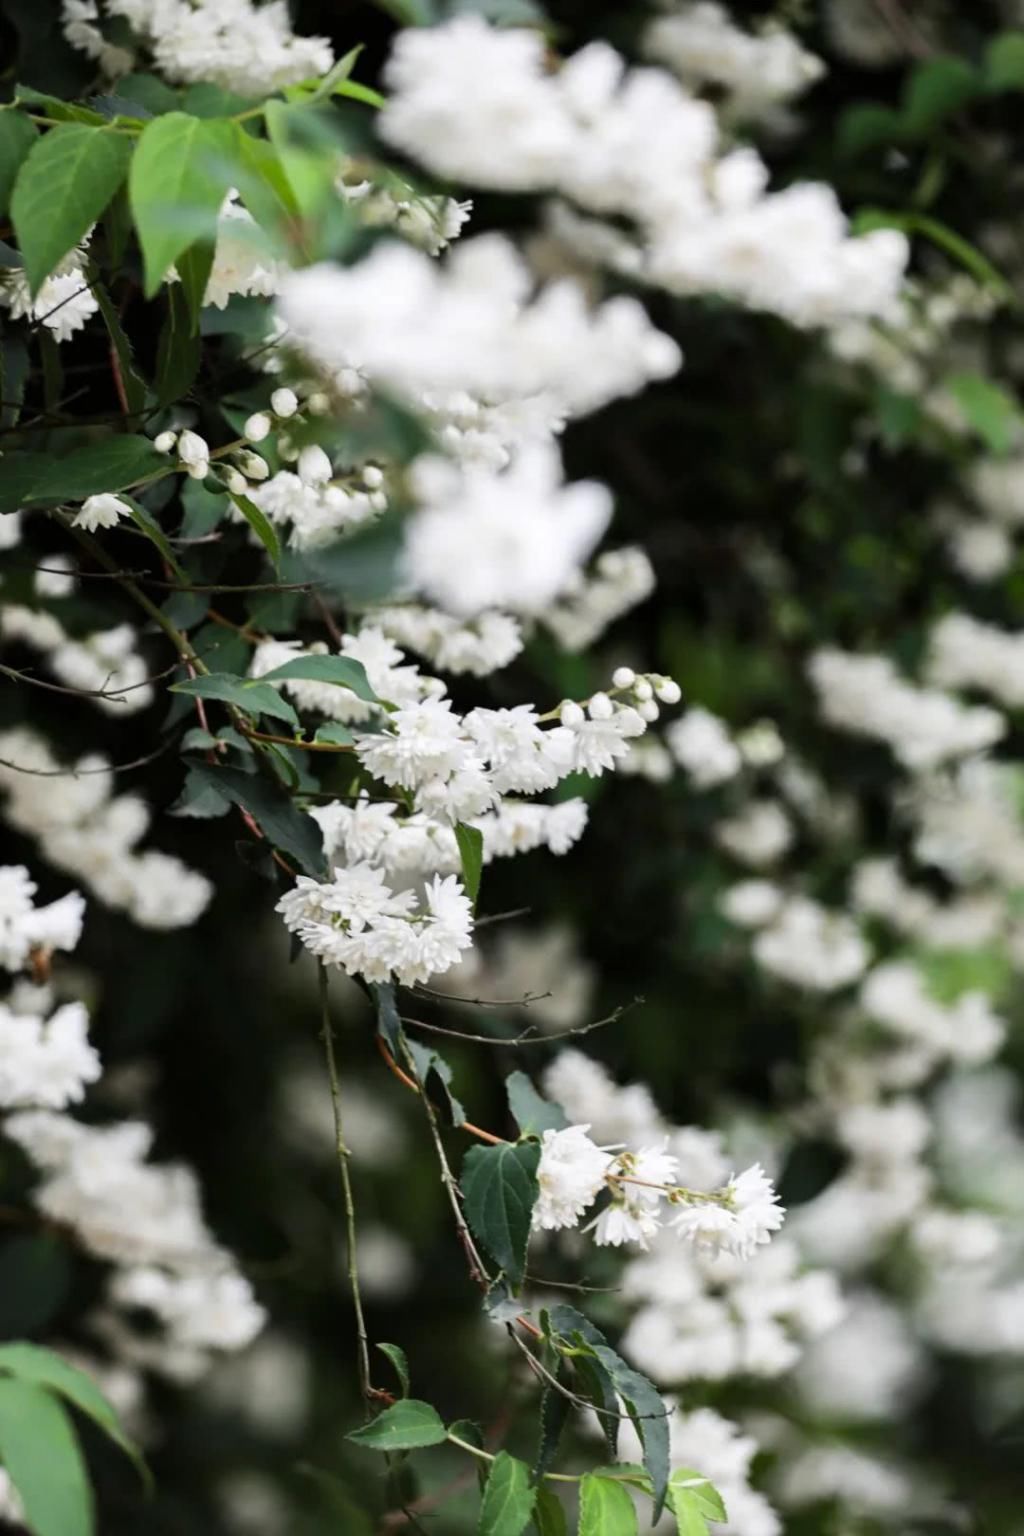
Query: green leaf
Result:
<box><xmin>479</xmin><ymin>1451</ymin><xmax>535</xmax><ymax>1536</ymax></box>
<box><xmin>668</xmin><ymin>1471</ymin><xmax>726</xmax><ymax>1528</ymax></box>
<box><xmin>578</xmin><ymin>1473</ymin><xmax>638</xmax><ymax>1536</ymax></box>
<box><xmin>91</xmin><ymin>280</ymin><xmax>147</xmax><ymax>414</ymax></box>
<box><xmin>534</xmin><ymin>1376</ymin><xmax>571</xmax><ymax>1480</ymax></box>
<box><xmin>186</xmin><ymin>761</ymin><xmax>326</xmax><ymax>875</ymax></box>
<box><xmin>120</xmin><ymin>495</ymin><xmax>186</xmax><ymax>580</ymax></box>
<box><xmin>257</xmin><ymin>652</ymin><xmax>377</xmax><ymax>702</ymax></box>
<box><xmin>177</xmin><ymin>240</ymin><xmax>216</xmax><ymax>332</ymax></box>
<box><xmin>169</xmin><ymin>764</ymin><xmax>232</xmax><ymax>818</ymax></box>
<box><xmin>228</xmin><ymin>490</ymin><xmax>282</xmax><ymax>570</ymax></box>
<box><xmin>14</xmin><ymin>87</ymin><xmax>105</xmax><ymax>126</ymax></box>
<box><xmin>405</xmin><ymin>1038</ymin><xmax>465</xmax><ymax>1127</ymax></box>
<box><xmin>901</xmin><ymin>55</ymin><xmax>978</xmax><ymax>136</ymax></box>
<box><xmin>0</xmin><ymin>1342</ymin><xmax>147</xmax><ymax>1488</ymax></box>
<box><xmin>0</xmin><ymin>111</ymin><xmax>37</xmax><ymax>218</ymax></box>
<box><xmin>532</xmin><ymin>1486</ymin><xmax>568</xmax><ymax>1536</ymax></box>
<box><xmin>0</xmin><ymin>436</ymin><xmax>167</xmax><ymax>514</ymax></box>
<box><xmin>455</xmin><ymin>821</ymin><xmax>484</xmax><ymax>906</ymax></box>
<box><xmin>507</xmin><ymin>1072</ymin><xmax>568</xmax><ymax>1136</ymax></box>
<box><xmin>155</xmin><ymin>281</ymin><xmax>201</xmax><ymax>407</ymax></box>
<box><xmin>837</xmin><ymin>102</ymin><xmax>902</xmax><ymax>157</ymax></box>
<box><xmin>376</xmin><ymin>1343</ymin><xmax>410</xmax><ymax>1398</ymax></box>
<box><xmin>985</xmin><ymin>33</ymin><xmax>1024</xmax><ymax>91</ymax></box>
<box><xmin>373</xmin><ymin>981</ymin><xmax>403</xmax><ymax>1053</ymax></box>
<box><xmin>130</xmin><ymin>112</ymin><xmax>239</xmax><ymax>295</ymax></box>
<box><xmin>549</xmin><ymin>1307</ymin><xmax>670</xmax><ymax>1517</ymax></box>
<box><xmin>171</xmin><ymin>672</ymin><xmax>300</xmax><ymax>728</ymax></box>
<box><xmin>346</xmin><ymin>1399</ymin><xmax>446</xmax><ymax>1452</ymax></box>
<box><xmin>945</xmin><ymin>371</ymin><xmax>1020</xmax><ymax>455</ymax></box>
<box><xmin>461</xmin><ymin>1140</ymin><xmax>540</xmax><ymax>1290</ymax></box>
<box><xmin>11</xmin><ymin>124</ymin><xmax>132</xmax><ymax>294</ymax></box>
<box><xmin>0</xmin><ymin>1376</ymin><xmax>92</xmax><ymax>1536</ymax></box>
<box><xmin>314</xmin><ymin>722</ymin><xmax>355</xmax><ymax>746</ymax></box>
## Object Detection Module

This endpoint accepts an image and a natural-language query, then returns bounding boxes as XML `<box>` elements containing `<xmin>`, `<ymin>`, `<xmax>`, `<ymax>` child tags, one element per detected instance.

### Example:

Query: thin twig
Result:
<box><xmin>319</xmin><ymin>963</ymin><xmax>375</xmax><ymax>1412</ymax></box>
<box><xmin>399</xmin><ymin>998</ymin><xmax>641</xmax><ymax>1049</ymax></box>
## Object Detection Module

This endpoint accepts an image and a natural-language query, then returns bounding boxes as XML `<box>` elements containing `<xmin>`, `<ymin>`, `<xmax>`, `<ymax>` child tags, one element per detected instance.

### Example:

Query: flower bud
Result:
<box><xmin>307</xmin><ymin>392</ymin><xmax>330</xmax><ymax>415</ymax></box>
<box><xmin>238</xmin><ymin>452</ymin><xmax>270</xmax><ymax>481</ymax></box>
<box><xmin>298</xmin><ymin>444</ymin><xmax>332</xmax><ymax>487</ymax></box>
<box><xmin>560</xmin><ymin>701</ymin><xmax>585</xmax><ymax>728</ymax></box>
<box><xmin>635</xmin><ymin>678</ymin><xmax>654</xmax><ymax>701</ymax></box>
<box><xmin>639</xmin><ymin>700</ymin><xmax>660</xmax><ymax>723</ymax></box>
<box><xmin>362</xmin><ymin>465</ymin><xmax>384</xmax><ymax>489</ymax></box>
<box><xmin>270</xmin><ymin>388</ymin><xmax>299</xmax><ymax>419</ymax></box>
<box><xmin>153</xmin><ymin>431</ymin><xmax>177</xmax><ymax>454</ymax></box>
<box><xmin>244</xmin><ymin>413</ymin><xmax>272</xmax><ymax>443</ymax></box>
<box><xmin>223</xmin><ymin>468</ymin><xmax>247</xmax><ymax>495</ymax></box>
<box><xmin>177</xmin><ymin>430</ymin><xmax>209</xmax><ymax>468</ymax></box>
<box><xmin>656</xmin><ymin>678</ymin><xmax>682</xmax><ymax>705</ymax></box>
<box><xmin>612</xmin><ymin>666</ymin><xmax>636</xmax><ymax>690</ymax></box>
<box><xmin>588</xmin><ymin>692</ymin><xmax>614</xmax><ymax>720</ymax></box>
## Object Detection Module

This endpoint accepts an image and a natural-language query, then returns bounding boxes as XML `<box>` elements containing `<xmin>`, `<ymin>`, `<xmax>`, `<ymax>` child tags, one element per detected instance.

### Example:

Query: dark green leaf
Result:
<box><xmin>171</xmin><ymin>672</ymin><xmax>300</xmax><ymax>728</ymax></box>
<box><xmin>376</xmin><ymin>1343</ymin><xmax>410</xmax><ymax>1398</ymax></box>
<box><xmin>257</xmin><ymin>652</ymin><xmax>378</xmax><ymax>702</ymax></box>
<box><xmin>534</xmin><ymin>1375</ymin><xmax>571</xmax><ymax>1480</ymax></box>
<box><xmin>346</xmin><ymin>1399</ymin><xmax>446</xmax><ymax>1452</ymax></box>
<box><xmin>461</xmin><ymin>1141</ymin><xmax>540</xmax><ymax>1290</ymax></box>
<box><xmin>186</xmin><ymin>761</ymin><xmax>326</xmax><ymax>875</ymax></box>
<box><xmin>130</xmin><ymin>112</ymin><xmax>239</xmax><ymax>295</ymax></box>
<box><xmin>155</xmin><ymin>281</ymin><xmax>201</xmax><ymax>406</ymax></box>
<box><xmin>532</xmin><ymin>1486</ymin><xmax>568</xmax><ymax>1536</ymax></box>
<box><xmin>0</xmin><ymin>1342</ymin><xmax>147</xmax><ymax>1487</ymax></box>
<box><xmin>479</xmin><ymin>1451</ymin><xmax>535</xmax><ymax>1536</ymax></box>
<box><xmin>405</xmin><ymin>1038</ymin><xmax>465</xmax><ymax>1127</ymax></box>
<box><xmin>228</xmin><ymin>490</ymin><xmax>281</xmax><ymax>570</ymax></box>
<box><xmin>91</xmin><ymin>279</ymin><xmax>147</xmax><ymax>414</ymax></box>
<box><xmin>373</xmin><ymin>981</ymin><xmax>403</xmax><ymax>1053</ymax></box>
<box><xmin>169</xmin><ymin>765</ymin><xmax>232</xmax><ymax>818</ymax></box>
<box><xmin>313</xmin><ymin>722</ymin><xmax>354</xmax><ymax>746</ymax></box>
<box><xmin>0</xmin><ymin>1377</ymin><xmax>92</xmax><ymax>1536</ymax></box>
<box><xmin>454</xmin><ymin>821</ymin><xmax>484</xmax><ymax>906</ymax></box>
<box><xmin>578</xmin><ymin>1473</ymin><xmax>638</xmax><ymax>1536</ymax></box>
<box><xmin>11</xmin><ymin>123</ymin><xmax>132</xmax><ymax>294</ymax></box>
<box><xmin>0</xmin><ymin>111</ymin><xmax>37</xmax><ymax>218</ymax></box>
<box><xmin>901</xmin><ymin>55</ymin><xmax>978</xmax><ymax>135</ymax></box>
<box><xmin>120</xmin><ymin>495</ymin><xmax>186</xmax><ymax>580</ymax></box>
<box><xmin>506</xmin><ymin>1072</ymin><xmax>568</xmax><ymax>1136</ymax></box>
<box><xmin>177</xmin><ymin>239</ymin><xmax>216</xmax><ymax>332</ymax></box>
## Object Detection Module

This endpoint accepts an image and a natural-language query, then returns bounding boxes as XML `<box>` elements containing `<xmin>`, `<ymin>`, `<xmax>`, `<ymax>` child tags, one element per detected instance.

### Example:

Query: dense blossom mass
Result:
<box><xmin>0</xmin><ymin>0</ymin><xmax>1021</xmax><ymax>1532</ymax></box>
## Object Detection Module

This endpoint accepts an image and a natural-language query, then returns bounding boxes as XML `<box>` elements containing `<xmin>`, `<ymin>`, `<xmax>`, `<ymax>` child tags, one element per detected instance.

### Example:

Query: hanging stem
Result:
<box><xmin>319</xmin><ymin>962</ymin><xmax>375</xmax><ymax>1412</ymax></box>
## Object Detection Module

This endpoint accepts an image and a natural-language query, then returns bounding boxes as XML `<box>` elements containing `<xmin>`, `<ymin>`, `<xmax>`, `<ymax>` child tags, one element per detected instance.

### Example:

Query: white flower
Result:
<box><xmin>404</xmin><ymin>447</ymin><xmax>612</xmax><ymax>618</ymax></box>
<box><xmin>355</xmin><ymin>700</ymin><xmax>470</xmax><ymax>791</ymax></box>
<box><xmin>673</xmin><ymin>1163</ymin><xmax>784</xmax><ymax>1260</ymax></box>
<box><xmin>532</xmin><ymin>1125</ymin><xmax>612</xmax><ymax>1230</ymax></box>
<box><xmin>72</xmin><ymin>494</ymin><xmax>131</xmax><ymax>532</ymax></box>
<box><xmin>667</xmin><ymin>707</ymin><xmax>741</xmax><ymax>787</ymax></box>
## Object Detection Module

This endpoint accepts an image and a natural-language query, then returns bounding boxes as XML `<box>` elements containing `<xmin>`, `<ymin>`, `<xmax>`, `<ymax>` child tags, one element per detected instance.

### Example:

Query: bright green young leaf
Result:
<box><xmin>985</xmin><ymin>32</ymin><xmax>1024</xmax><ymax>90</ymax></box>
<box><xmin>668</xmin><ymin>1470</ymin><xmax>726</xmax><ymax>1527</ymax></box>
<box><xmin>313</xmin><ymin>722</ymin><xmax>355</xmax><ymax>746</ymax></box>
<box><xmin>130</xmin><ymin>112</ymin><xmax>239</xmax><ymax>295</ymax></box>
<box><xmin>479</xmin><ymin>1451</ymin><xmax>535</xmax><ymax>1536</ymax></box>
<box><xmin>185</xmin><ymin>761</ymin><xmax>326</xmax><ymax>875</ymax></box>
<box><xmin>11</xmin><ymin>124</ymin><xmax>132</xmax><ymax>294</ymax></box>
<box><xmin>227</xmin><ymin>490</ymin><xmax>282</xmax><ymax>570</ymax></box>
<box><xmin>507</xmin><ymin>1071</ymin><xmax>569</xmax><ymax>1137</ymax></box>
<box><xmin>0</xmin><ymin>111</ymin><xmax>37</xmax><ymax>217</ymax></box>
<box><xmin>0</xmin><ymin>1377</ymin><xmax>92</xmax><ymax>1536</ymax></box>
<box><xmin>0</xmin><ymin>1342</ymin><xmax>148</xmax><ymax>1487</ymax></box>
<box><xmin>375</xmin><ymin>1343</ymin><xmax>410</xmax><ymax>1398</ymax></box>
<box><xmin>578</xmin><ymin>1472</ymin><xmax>638</xmax><ymax>1536</ymax></box>
<box><xmin>454</xmin><ymin>821</ymin><xmax>484</xmax><ymax>905</ymax></box>
<box><xmin>13</xmin><ymin>87</ymin><xmax>105</xmax><ymax>125</ymax></box>
<box><xmin>256</xmin><ymin>653</ymin><xmax>377</xmax><ymax>702</ymax></box>
<box><xmin>171</xmin><ymin>672</ymin><xmax>300</xmax><ymax>728</ymax></box>
<box><xmin>461</xmin><ymin>1140</ymin><xmax>540</xmax><ymax>1290</ymax></box>
<box><xmin>346</xmin><ymin>1398</ymin><xmax>447</xmax><ymax>1451</ymax></box>
<box><xmin>532</xmin><ymin>1486</ymin><xmax>568</xmax><ymax>1536</ymax></box>
<box><xmin>946</xmin><ymin>371</ymin><xmax>1021</xmax><ymax>455</ymax></box>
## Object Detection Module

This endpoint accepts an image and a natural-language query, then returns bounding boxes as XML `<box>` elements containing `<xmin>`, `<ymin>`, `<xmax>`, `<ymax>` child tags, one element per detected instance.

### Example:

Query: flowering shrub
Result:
<box><xmin>0</xmin><ymin>0</ymin><xmax>1023</xmax><ymax>1533</ymax></box>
